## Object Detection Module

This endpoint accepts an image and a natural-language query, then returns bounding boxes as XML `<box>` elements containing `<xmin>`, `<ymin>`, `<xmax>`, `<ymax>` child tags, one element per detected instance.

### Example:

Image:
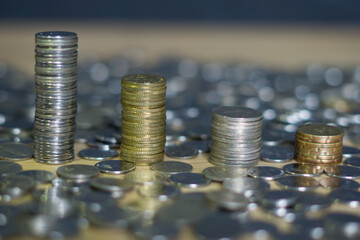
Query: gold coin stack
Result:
<box><xmin>120</xmin><ymin>74</ymin><xmax>166</xmax><ymax>165</ymax></box>
<box><xmin>294</xmin><ymin>123</ymin><xmax>344</xmax><ymax>165</ymax></box>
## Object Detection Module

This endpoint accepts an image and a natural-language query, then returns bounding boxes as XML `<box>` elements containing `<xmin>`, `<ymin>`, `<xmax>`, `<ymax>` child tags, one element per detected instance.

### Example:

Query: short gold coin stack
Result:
<box><xmin>294</xmin><ymin>123</ymin><xmax>344</xmax><ymax>165</ymax></box>
<box><xmin>120</xmin><ymin>74</ymin><xmax>166</xmax><ymax>165</ymax></box>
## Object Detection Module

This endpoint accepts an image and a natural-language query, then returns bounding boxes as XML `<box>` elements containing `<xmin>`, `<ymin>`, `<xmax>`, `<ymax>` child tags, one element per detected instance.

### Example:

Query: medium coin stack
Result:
<box><xmin>294</xmin><ymin>123</ymin><xmax>344</xmax><ymax>165</ymax></box>
<box><xmin>209</xmin><ymin>106</ymin><xmax>262</xmax><ymax>167</ymax></box>
<box><xmin>120</xmin><ymin>74</ymin><xmax>166</xmax><ymax>165</ymax></box>
<box><xmin>33</xmin><ymin>31</ymin><xmax>78</xmax><ymax>164</ymax></box>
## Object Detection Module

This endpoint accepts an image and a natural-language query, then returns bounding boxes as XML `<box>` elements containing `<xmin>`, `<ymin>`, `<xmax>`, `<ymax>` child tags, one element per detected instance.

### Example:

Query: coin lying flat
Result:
<box><xmin>262</xmin><ymin>190</ymin><xmax>298</xmax><ymax>208</ymax></box>
<box><xmin>324</xmin><ymin>213</ymin><xmax>360</xmax><ymax>239</ymax></box>
<box><xmin>94</xmin><ymin>160</ymin><xmax>135</xmax><ymax>174</ymax></box>
<box><xmin>342</xmin><ymin>146</ymin><xmax>360</xmax><ymax>158</ymax></box>
<box><xmin>0</xmin><ymin>160</ymin><xmax>22</xmax><ymax>177</ymax></box>
<box><xmin>165</xmin><ymin>145</ymin><xmax>199</xmax><ymax>159</ymax></box>
<box><xmin>247</xmin><ymin>166</ymin><xmax>285</xmax><ymax>180</ymax></box>
<box><xmin>276</xmin><ymin>176</ymin><xmax>319</xmax><ymax>192</ymax></box>
<box><xmin>260</xmin><ymin>145</ymin><xmax>294</xmax><ymax>163</ymax></box>
<box><xmin>320</xmin><ymin>177</ymin><xmax>360</xmax><ymax>190</ymax></box>
<box><xmin>179</xmin><ymin>140</ymin><xmax>210</xmax><ymax>153</ymax></box>
<box><xmin>90</xmin><ymin>177</ymin><xmax>134</xmax><ymax>194</ymax></box>
<box><xmin>344</xmin><ymin>157</ymin><xmax>360</xmax><ymax>168</ymax></box>
<box><xmin>205</xmin><ymin>189</ymin><xmax>249</xmax><ymax>211</ymax></box>
<box><xmin>124</xmin><ymin>170</ymin><xmax>167</xmax><ymax>185</ymax></box>
<box><xmin>56</xmin><ymin>164</ymin><xmax>100</xmax><ymax>180</ymax></box>
<box><xmin>130</xmin><ymin>221</ymin><xmax>180</xmax><ymax>240</ymax></box>
<box><xmin>150</xmin><ymin>161</ymin><xmax>193</xmax><ymax>175</ymax></box>
<box><xmin>17</xmin><ymin>170</ymin><xmax>55</xmax><ymax>184</ymax></box>
<box><xmin>324</xmin><ymin>165</ymin><xmax>360</xmax><ymax>180</ymax></box>
<box><xmin>283</xmin><ymin>163</ymin><xmax>324</xmax><ymax>177</ymax></box>
<box><xmin>0</xmin><ymin>142</ymin><xmax>33</xmax><ymax>161</ymax></box>
<box><xmin>0</xmin><ymin>175</ymin><xmax>36</xmax><ymax>201</ymax></box>
<box><xmin>203</xmin><ymin>166</ymin><xmax>247</xmax><ymax>182</ymax></box>
<box><xmin>78</xmin><ymin>148</ymin><xmax>118</xmax><ymax>160</ymax></box>
<box><xmin>138</xmin><ymin>184</ymin><xmax>181</xmax><ymax>201</ymax></box>
<box><xmin>169</xmin><ymin>173</ymin><xmax>210</xmax><ymax>188</ymax></box>
<box><xmin>328</xmin><ymin>189</ymin><xmax>360</xmax><ymax>208</ymax></box>
<box><xmin>296</xmin><ymin>192</ymin><xmax>332</xmax><ymax>212</ymax></box>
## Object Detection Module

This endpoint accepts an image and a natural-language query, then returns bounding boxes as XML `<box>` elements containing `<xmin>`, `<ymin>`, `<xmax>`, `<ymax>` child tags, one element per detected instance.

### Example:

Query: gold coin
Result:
<box><xmin>122</xmin><ymin>74</ymin><xmax>166</xmax><ymax>85</ymax></box>
<box><xmin>294</xmin><ymin>152</ymin><xmax>343</xmax><ymax>160</ymax></box>
<box><xmin>124</xmin><ymin>169</ymin><xmax>167</xmax><ymax>184</ymax></box>
<box><xmin>295</xmin><ymin>138</ymin><xmax>343</xmax><ymax>148</ymax></box>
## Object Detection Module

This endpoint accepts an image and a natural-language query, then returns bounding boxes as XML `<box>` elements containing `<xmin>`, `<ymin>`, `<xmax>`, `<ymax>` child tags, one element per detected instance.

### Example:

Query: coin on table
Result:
<box><xmin>179</xmin><ymin>140</ymin><xmax>210</xmax><ymax>153</ymax></box>
<box><xmin>260</xmin><ymin>145</ymin><xmax>294</xmax><ymax>163</ymax></box>
<box><xmin>324</xmin><ymin>165</ymin><xmax>360</xmax><ymax>180</ymax></box>
<box><xmin>324</xmin><ymin>212</ymin><xmax>360</xmax><ymax>239</ymax></box>
<box><xmin>344</xmin><ymin>157</ymin><xmax>360</xmax><ymax>168</ymax></box>
<box><xmin>94</xmin><ymin>160</ymin><xmax>135</xmax><ymax>174</ymax></box>
<box><xmin>0</xmin><ymin>142</ymin><xmax>33</xmax><ymax>161</ymax></box>
<box><xmin>320</xmin><ymin>177</ymin><xmax>360</xmax><ymax>191</ymax></box>
<box><xmin>17</xmin><ymin>170</ymin><xmax>55</xmax><ymax>184</ymax></box>
<box><xmin>90</xmin><ymin>177</ymin><xmax>134</xmax><ymax>194</ymax></box>
<box><xmin>138</xmin><ymin>184</ymin><xmax>181</xmax><ymax>201</ymax></box>
<box><xmin>328</xmin><ymin>189</ymin><xmax>360</xmax><ymax>208</ymax></box>
<box><xmin>342</xmin><ymin>146</ymin><xmax>360</xmax><ymax>158</ymax></box>
<box><xmin>165</xmin><ymin>145</ymin><xmax>199</xmax><ymax>159</ymax></box>
<box><xmin>169</xmin><ymin>173</ymin><xmax>210</xmax><ymax>188</ymax></box>
<box><xmin>223</xmin><ymin>177</ymin><xmax>270</xmax><ymax>195</ymax></box>
<box><xmin>56</xmin><ymin>164</ymin><xmax>100</xmax><ymax>180</ymax></box>
<box><xmin>205</xmin><ymin>189</ymin><xmax>249</xmax><ymax>211</ymax></box>
<box><xmin>0</xmin><ymin>160</ymin><xmax>22</xmax><ymax>176</ymax></box>
<box><xmin>78</xmin><ymin>148</ymin><xmax>118</xmax><ymax>160</ymax></box>
<box><xmin>296</xmin><ymin>192</ymin><xmax>332</xmax><ymax>212</ymax></box>
<box><xmin>0</xmin><ymin>175</ymin><xmax>35</xmax><ymax>201</ymax></box>
<box><xmin>276</xmin><ymin>176</ymin><xmax>319</xmax><ymax>192</ymax></box>
<box><xmin>150</xmin><ymin>161</ymin><xmax>193</xmax><ymax>175</ymax></box>
<box><xmin>283</xmin><ymin>163</ymin><xmax>324</xmax><ymax>177</ymax></box>
<box><xmin>247</xmin><ymin>166</ymin><xmax>285</xmax><ymax>180</ymax></box>
<box><xmin>262</xmin><ymin>190</ymin><xmax>298</xmax><ymax>208</ymax></box>
<box><xmin>124</xmin><ymin>170</ymin><xmax>167</xmax><ymax>185</ymax></box>
<box><xmin>203</xmin><ymin>166</ymin><xmax>247</xmax><ymax>182</ymax></box>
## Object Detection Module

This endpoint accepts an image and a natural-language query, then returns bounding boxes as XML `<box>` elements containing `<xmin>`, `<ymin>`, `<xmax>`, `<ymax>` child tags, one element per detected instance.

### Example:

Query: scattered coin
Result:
<box><xmin>138</xmin><ymin>184</ymin><xmax>181</xmax><ymax>201</ymax></box>
<box><xmin>203</xmin><ymin>166</ymin><xmax>247</xmax><ymax>182</ymax></box>
<box><xmin>239</xmin><ymin>221</ymin><xmax>278</xmax><ymax>238</ymax></box>
<box><xmin>344</xmin><ymin>157</ymin><xmax>360</xmax><ymax>168</ymax></box>
<box><xmin>296</xmin><ymin>192</ymin><xmax>332</xmax><ymax>212</ymax></box>
<box><xmin>324</xmin><ymin>213</ymin><xmax>360</xmax><ymax>239</ymax></box>
<box><xmin>124</xmin><ymin>170</ymin><xmax>167</xmax><ymax>185</ymax></box>
<box><xmin>17</xmin><ymin>170</ymin><xmax>55</xmax><ymax>184</ymax></box>
<box><xmin>262</xmin><ymin>129</ymin><xmax>285</xmax><ymax>146</ymax></box>
<box><xmin>247</xmin><ymin>166</ymin><xmax>285</xmax><ymax>180</ymax></box>
<box><xmin>328</xmin><ymin>189</ymin><xmax>360</xmax><ymax>208</ymax></box>
<box><xmin>0</xmin><ymin>175</ymin><xmax>35</xmax><ymax>201</ymax></box>
<box><xmin>0</xmin><ymin>142</ymin><xmax>33</xmax><ymax>161</ymax></box>
<box><xmin>78</xmin><ymin>148</ymin><xmax>118</xmax><ymax>160</ymax></box>
<box><xmin>283</xmin><ymin>163</ymin><xmax>324</xmax><ymax>177</ymax></box>
<box><xmin>131</xmin><ymin>221</ymin><xmax>180</xmax><ymax>240</ymax></box>
<box><xmin>320</xmin><ymin>177</ymin><xmax>360</xmax><ymax>190</ymax></box>
<box><xmin>165</xmin><ymin>145</ymin><xmax>199</xmax><ymax>159</ymax></box>
<box><xmin>324</xmin><ymin>165</ymin><xmax>360</xmax><ymax>180</ymax></box>
<box><xmin>169</xmin><ymin>173</ymin><xmax>210</xmax><ymax>188</ymax></box>
<box><xmin>262</xmin><ymin>190</ymin><xmax>298</xmax><ymax>208</ymax></box>
<box><xmin>0</xmin><ymin>160</ymin><xmax>22</xmax><ymax>176</ymax></box>
<box><xmin>90</xmin><ymin>177</ymin><xmax>134</xmax><ymax>195</ymax></box>
<box><xmin>150</xmin><ymin>161</ymin><xmax>193</xmax><ymax>175</ymax></box>
<box><xmin>276</xmin><ymin>176</ymin><xmax>319</xmax><ymax>192</ymax></box>
<box><xmin>342</xmin><ymin>146</ymin><xmax>360</xmax><ymax>158</ymax></box>
<box><xmin>94</xmin><ymin>160</ymin><xmax>135</xmax><ymax>174</ymax></box>
<box><xmin>205</xmin><ymin>189</ymin><xmax>249</xmax><ymax>211</ymax></box>
<box><xmin>260</xmin><ymin>145</ymin><xmax>294</xmax><ymax>163</ymax></box>
<box><xmin>56</xmin><ymin>164</ymin><xmax>100</xmax><ymax>180</ymax></box>
<box><xmin>179</xmin><ymin>140</ymin><xmax>210</xmax><ymax>153</ymax></box>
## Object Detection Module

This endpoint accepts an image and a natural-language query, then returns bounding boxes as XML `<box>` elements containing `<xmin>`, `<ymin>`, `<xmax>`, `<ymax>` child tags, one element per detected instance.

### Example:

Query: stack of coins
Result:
<box><xmin>294</xmin><ymin>123</ymin><xmax>344</xmax><ymax>165</ymax></box>
<box><xmin>209</xmin><ymin>106</ymin><xmax>262</xmax><ymax>167</ymax></box>
<box><xmin>33</xmin><ymin>31</ymin><xmax>78</xmax><ymax>164</ymax></box>
<box><xmin>120</xmin><ymin>74</ymin><xmax>166</xmax><ymax>165</ymax></box>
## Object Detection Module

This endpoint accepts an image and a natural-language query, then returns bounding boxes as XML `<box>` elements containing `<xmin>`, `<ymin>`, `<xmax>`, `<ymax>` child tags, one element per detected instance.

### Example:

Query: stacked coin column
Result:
<box><xmin>294</xmin><ymin>123</ymin><xmax>344</xmax><ymax>164</ymax></box>
<box><xmin>120</xmin><ymin>74</ymin><xmax>166</xmax><ymax>165</ymax></box>
<box><xmin>33</xmin><ymin>31</ymin><xmax>78</xmax><ymax>164</ymax></box>
<box><xmin>209</xmin><ymin>106</ymin><xmax>262</xmax><ymax>167</ymax></box>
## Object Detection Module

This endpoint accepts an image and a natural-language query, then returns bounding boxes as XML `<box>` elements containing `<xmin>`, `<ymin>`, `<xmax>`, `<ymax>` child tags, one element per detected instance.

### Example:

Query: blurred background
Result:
<box><xmin>0</xmin><ymin>0</ymin><xmax>360</xmax><ymax>74</ymax></box>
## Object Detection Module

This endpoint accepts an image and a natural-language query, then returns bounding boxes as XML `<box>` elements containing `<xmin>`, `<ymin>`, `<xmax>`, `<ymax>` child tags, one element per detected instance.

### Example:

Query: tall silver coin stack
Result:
<box><xmin>209</xmin><ymin>106</ymin><xmax>262</xmax><ymax>167</ymax></box>
<box><xmin>33</xmin><ymin>31</ymin><xmax>78</xmax><ymax>164</ymax></box>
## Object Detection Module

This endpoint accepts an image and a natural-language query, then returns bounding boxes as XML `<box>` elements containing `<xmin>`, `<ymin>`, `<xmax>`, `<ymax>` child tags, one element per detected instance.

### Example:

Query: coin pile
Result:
<box><xmin>33</xmin><ymin>31</ymin><xmax>78</xmax><ymax>164</ymax></box>
<box><xmin>209</xmin><ymin>106</ymin><xmax>263</xmax><ymax>167</ymax></box>
<box><xmin>120</xmin><ymin>74</ymin><xmax>166</xmax><ymax>165</ymax></box>
<box><xmin>294</xmin><ymin>123</ymin><xmax>344</xmax><ymax>165</ymax></box>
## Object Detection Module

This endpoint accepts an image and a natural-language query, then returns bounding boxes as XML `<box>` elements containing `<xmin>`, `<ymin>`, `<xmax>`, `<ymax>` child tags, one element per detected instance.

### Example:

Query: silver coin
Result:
<box><xmin>344</xmin><ymin>157</ymin><xmax>360</xmax><ymax>168</ymax></box>
<box><xmin>205</xmin><ymin>189</ymin><xmax>249</xmax><ymax>211</ymax></box>
<box><xmin>292</xmin><ymin>218</ymin><xmax>325</xmax><ymax>240</ymax></box>
<box><xmin>94</xmin><ymin>160</ymin><xmax>135</xmax><ymax>174</ymax></box>
<box><xmin>212</xmin><ymin>106</ymin><xmax>263</xmax><ymax>122</ymax></box>
<box><xmin>138</xmin><ymin>184</ymin><xmax>181</xmax><ymax>201</ymax></box>
<box><xmin>179</xmin><ymin>140</ymin><xmax>210</xmax><ymax>153</ymax></box>
<box><xmin>95</xmin><ymin>128</ymin><xmax>119</xmax><ymax>144</ymax></box>
<box><xmin>150</xmin><ymin>161</ymin><xmax>193</xmax><ymax>175</ymax></box>
<box><xmin>296</xmin><ymin>192</ymin><xmax>332</xmax><ymax>212</ymax></box>
<box><xmin>56</xmin><ymin>164</ymin><xmax>100</xmax><ymax>180</ymax></box>
<box><xmin>0</xmin><ymin>142</ymin><xmax>33</xmax><ymax>161</ymax></box>
<box><xmin>32</xmin><ymin>187</ymin><xmax>69</xmax><ymax>201</ymax></box>
<box><xmin>0</xmin><ymin>175</ymin><xmax>35</xmax><ymax>201</ymax></box>
<box><xmin>90</xmin><ymin>177</ymin><xmax>134</xmax><ymax>196</ymax></box>
<box><xmin>328</xmin><ymin>189</ymin><xmax>360</xmax><ymax>208</ymax></box>
<box><xmin>320</xmin><ymin>177</ymin><xmax>360</xmax><ymax>190</ymax></box>
<box><xmin>203</xmin><ymin>166</ymin><xmax>247</xmax><ymax>182</ymax></box>
<box><xmin>343</xmin><ymin>146</ymin><xmax>360</xmax><ymax>158</ymax></box>
<box><xmin>30</xmin><ymin>197</ymin><xmax>77</xmax><ymax>219</ymax></box>
<box><xmin>247</xmin><ymin>166</ymin><xmax>285</xmax><ymax>180</ymax></box>
<box><xmin>17</xmin><ymin>170</ymin><xmax>55</xmax><ymax>184</ymax></box>
<box><xmin>260</xmin><ymin>145</ymin><xmax>294</xmax><ymax>163</ymax></box>
<box><xmin>78</xmin><ymin>148</ymin><xmax>118</xmax><ymax>160</ymax></box>
<box><xmin>75</xmin><ymin>189</ymin><xmax>116</xmax><ymax>206</ymax></box>
<box><xmin>283</xmin><ymin>163</ymin><xmax>324</xmax><ymax>177</ymax></box>
<box><xmin>262</xmin><ymin>190</ymin><xmax>298</xmax><ymax>209</ymax></box>
<box><xmin>165</xmin><ymin>145</ymin><xmax>199</xmax><ymax>159</ymax></box>
<box><xmin>324</xmin><ymin>165</ymin><xmax>360</xmax><ymax>180</ymax></box>
<box><xmin>169</xmin><ymin>173</ymin><xmax>210</xmax><ymax>188</ymax></box>
<box><xmin>276</xmin><ymin>176</ymin><xmax>319</xmax><ymax>192</ymax></box>
<box><xmin>0</xmin><ymin>160</ymin><xmax>22</xmax><ymax>176</ymax></box>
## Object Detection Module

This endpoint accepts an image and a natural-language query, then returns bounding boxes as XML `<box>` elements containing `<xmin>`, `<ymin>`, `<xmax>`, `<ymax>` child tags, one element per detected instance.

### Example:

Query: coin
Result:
<box><xmin>344</xmin><ymin>157</ymin><xmax>360</xmax><ymax>168</ymax></box>
<box><xmin>150</xmin><ymin>161</ymin><xmax>193</xmax><ymax>175</ymax></box>
<box><xmin>260</xmin><ymin>145</ymin><xmax>294</xmax><ymax>163</ymax></box>
<box><xmin>0</xmin><ymin>160</ymin><xmax>22</xmax><ymax>176</ymax></box>
<box><xmin>247</xmin><ymin>166</ymin><xmax>285</xmax><ymax>180</ymax></box>
<box><xmin>138</xmin><ymin>184</ymin><xmax>181</xmax><ymax>201</ymax></box>
<box><xmin>283</xmin><ymin>163</ymin><xmax>324</xmax><ymax>177</ymax></box>
<box><xmin>169</xmin><ymin>173</ymin><xmax>210</xmax><ymax>188</ymax></box>
<box><xmin>179</xmin><ymin>140</ymin><xmax>210</xmax><ymax>153</ymax></box>
<box><xmin>342</xmin><ymin>146</ymin><xmax>360</xmax><ymax>158</ymax></box>
<box><xmin>328</xmin><ymin>189</ymin><xmax>360</xmax><ymax>208</ymax></box>
<box><xmin>17</xmin><ymin>170</ymin><xmax>55</xmax><ymax>184</ymax></box>
<box><xmin>320</xmin><ymin>177</ymin><xmax>360</xmax><ymax>190</ymax></box>
<box><xmin>89</xmin><ymin>177</ymin><xmax>134</xmax><ymax>194</ymax></box>
<box><xmin>0</xmin><ymin>175</ymin><xmax>35</xmax><ymax>201</ymax></box>
<box><xmin>205</xmin><ymin>189</ymin><xmax>248</xmax><ymax>211</ymax></box>
<box><xmin>94</xmin><ymin>160</ymin><xmax>135</xmax><ymax>174</ymax></box>
<box><xmin>165</xmin><ymin>145</ymin><xmax>199</xmax><ymax>159</ymax></box>
<box><xmin>78</xmin><ymin>148</ymin><xmax>118</xmax><ymax>160</ymax></box>
<box><xmin>124</xmin><ymin>170</ymin><xmax>167</xmax><ymax>185</ymax></box>
<box><xmin>262</xmin><ymin>190</ymin><xmax>298</xmax><ymax>208</ymax></box>
<box><xmin>203</xmin><ymin>166</ymin><xmax>247</xmax><ymax>182</ymax></box>
<box><xmin>324</xmin><ymin>165</ymin><xmax>360</xmax><ymax>179</ymax></box>
<box><xmin>0</xmin><ymin>142</ymin><xmax>33</xmax><ymax>161</ymax></box>
<box><xmin>276</xmin><ymin>176</ymin><xmax>319</xmax><ymax>192</ymax></box>
<box><xmin>56</xmin><ymin>164</ymin><xmax>100</xmax><ymax>180</ymax></box>
<box><xmin>296</xmin><ymin>192</ymin><xmax>332</xmax><ymax>212</ymax></box>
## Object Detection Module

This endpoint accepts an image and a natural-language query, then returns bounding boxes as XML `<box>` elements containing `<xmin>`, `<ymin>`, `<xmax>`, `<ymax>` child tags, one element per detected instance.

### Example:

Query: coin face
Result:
<box><xmin>165</xmin><ymin>146</ymin><xmax>199</xmax><ymax>159</ymax></box>
<box><xmin>213</xmin><ymin>106</ymin><xmax>262</xmax><ymax>121</ymax></box>
<box><xmin>261</xmin><ymin>145</ymin><xmax>294</xmax><ymax>163</ymax></box>
<box><xmin>0</xmin><ymin>160</ymin><xmax>22</xmax><ymax>176</ymax></box>
<box><xmin>169</xmin><ymin>173</ymin><xmax>210</xmax><ymax>188</ymax></box>
<box><xmin>94</xmin><ymin>160</ymin><xmax>135</xmax><ymax>174</ymax></box>
<box><xmin>0</xmin><ymin>142</ymin><xmax>33</xmax><ymax>161</ymax></box>
<box><xmin>150</xmin><ymin>161</ymin><xmax>193</xmax><ymax>175</ymax></box>
<box><xmin>56</xmin><ymin>164</ymin><xmax>100</xmax><ymax>180</ymax></box>
<box><xmin>297</xmin><ymin>124</ymin><xmax>344</xmax><ymax>137</ymax></box>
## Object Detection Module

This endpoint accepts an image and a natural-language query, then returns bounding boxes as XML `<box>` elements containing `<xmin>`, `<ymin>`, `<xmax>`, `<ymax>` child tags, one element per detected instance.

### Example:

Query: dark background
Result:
<box><xmin>1</xmin><ymin>0</ymin><xmax>359</xmax><ymax>22</ymax></box>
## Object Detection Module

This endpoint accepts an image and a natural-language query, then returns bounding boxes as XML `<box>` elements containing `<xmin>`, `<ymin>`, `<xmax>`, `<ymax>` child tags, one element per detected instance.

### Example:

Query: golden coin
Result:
<box><xmin>295</xmin><ymin>138</ymin><xmax>343</xmax><ymax>148</ymax></box>
<box><xmin>297</xmin><ymin>123</ymin><xmax>344</xmax><ymax>137</ymax></box>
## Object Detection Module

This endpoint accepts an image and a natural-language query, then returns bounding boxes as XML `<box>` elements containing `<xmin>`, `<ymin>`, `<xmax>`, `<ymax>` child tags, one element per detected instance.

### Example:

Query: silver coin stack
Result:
<box><xmin>209</xmin><ymin>106</ymin><xmax>262</xmax><ymax>167</ymax></box>
<box><xmin>33</xmin><ymin>31</ymin><xmax>78</xmax><ymax>164</ymax></box>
